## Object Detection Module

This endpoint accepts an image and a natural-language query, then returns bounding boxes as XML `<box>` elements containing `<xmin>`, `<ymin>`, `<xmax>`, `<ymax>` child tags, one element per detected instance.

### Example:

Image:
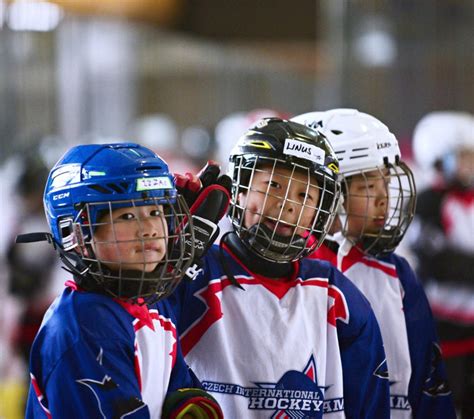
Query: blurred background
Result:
<box><xmin>0</xmin><ymin>0</ymin><xmax>472</xmax><ymax>418</ymax></box>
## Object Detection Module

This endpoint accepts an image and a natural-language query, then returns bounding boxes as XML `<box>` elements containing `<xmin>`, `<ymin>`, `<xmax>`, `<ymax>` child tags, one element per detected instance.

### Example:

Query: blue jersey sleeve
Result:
<box><xmin>25</xmin><ymin>290</ymin><xmax>197</xmax><ymax>418</ymax></box>
<box><xmin>395</xmin><ymin>255</ymin><xmax>456</xmax><ymax>419</ymax></box>
<box><xmin>26</xmin><ymin>336</ymin><xmax>150</xmax><ymax>418</ymax></box>
<box><xmin>330</xmin><ymin>267</ymin><xmax>391</xmax><ymax>419</ymax></box>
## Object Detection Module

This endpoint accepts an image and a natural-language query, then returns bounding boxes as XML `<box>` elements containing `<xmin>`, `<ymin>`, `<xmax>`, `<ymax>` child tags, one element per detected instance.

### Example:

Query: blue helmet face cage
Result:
<box><xmin>43</xmin><ymin>143</ymin><xmax>195</xmax><ymax>303</ymax></box>
<box><xmin>229</xmin><ymin>155</ymin><xmax>340</xmax><ymax>263</ymax></box>
<box><xmin>340</xmin><ymin>159</ymin><xmax>417</xmax><ymax>257</ymax></box>
<box><xmin>70</xmin><ymin>195</ymin><xmax>194</xmax><ymax>302</ymax></box>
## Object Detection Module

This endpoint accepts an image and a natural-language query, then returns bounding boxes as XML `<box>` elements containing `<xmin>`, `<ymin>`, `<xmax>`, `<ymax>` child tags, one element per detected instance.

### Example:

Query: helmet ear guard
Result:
<box><xmin>58</xmin><ymin>217</ymin><xmax>85</xmax><ymax>251</ymax></box>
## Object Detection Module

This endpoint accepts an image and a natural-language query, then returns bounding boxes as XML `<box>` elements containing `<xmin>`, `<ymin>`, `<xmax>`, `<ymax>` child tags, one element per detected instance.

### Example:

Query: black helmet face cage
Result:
<box><xmin>229</xmin><ymin>155</ymin><xmax>340</xmax><ymax>263</ymax></box>
<box><xmin>341</xmin><ymin>161</ymin><xmax>416</xmax><ymax>257</ymax></box>
<box><xmin>74</xmin><ymin>195</ymin><xmax>194</xmax><ymax>302</ymax></box>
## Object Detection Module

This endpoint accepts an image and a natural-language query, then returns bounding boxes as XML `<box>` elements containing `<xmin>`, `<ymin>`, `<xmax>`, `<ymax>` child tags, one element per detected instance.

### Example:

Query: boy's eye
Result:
<box><xmin>300</xmin><ymin>192</ymin><xmax>314</xmax><ymax>202</ymax></box>
<box><xmin>363</xmin><ymin>183</ymin><xmax>376</xmax><ymax>190</ymax></box>
<box><xmin>269</xmin><ymin>180</ymin><xmax>281</xmax><ymax>189</ymax></box>
<box><xmin>150</xmin><ymin>209</ymin><xmax>162</xmax><ymax>217</ymax></box>
<box><xmin>119</xmin><ymin>212</ymin><xmax>135</xmax><ymax>220</ymax></box>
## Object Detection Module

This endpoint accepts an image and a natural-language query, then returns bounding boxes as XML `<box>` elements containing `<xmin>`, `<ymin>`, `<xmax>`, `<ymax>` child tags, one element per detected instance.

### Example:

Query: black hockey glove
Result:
<box><xmin>162</xmin><ymin>387</ymin><xmax>223</xmax><ymax>418</ymax></box>
<box><xmin>174</xmin><ymin>161</ymin><xmax>231</xmax><ymax>280</ymax></box>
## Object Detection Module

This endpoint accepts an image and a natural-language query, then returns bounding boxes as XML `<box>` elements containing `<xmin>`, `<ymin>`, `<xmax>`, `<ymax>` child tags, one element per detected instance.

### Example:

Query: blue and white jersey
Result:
<box><xmin>170</xmin><ymin>244</ymin><xmax>390</xmax><ymax>419</ymax></box>
<box><xmin>26</xmin><ymin>283</ymin><xmax>198</xmax><ymax>418</ymax></box>
<box><xmin>312</xmin><ymin>242</ymin><xmax>456</xmax><ymax>419</ymax></box>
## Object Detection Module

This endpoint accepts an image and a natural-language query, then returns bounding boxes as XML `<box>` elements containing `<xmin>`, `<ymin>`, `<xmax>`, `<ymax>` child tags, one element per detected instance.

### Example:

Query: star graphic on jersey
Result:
<box><xmin>77</xmin><ymin>375</ymin><xmax>146</xmax><ymax>418</ymax></box>
<box><xmin>255</xmin><ymin>355</ymin><xmax>327</xmax><ymax>419</ymax></box>
<box><xmin>373</xmin><ymin>358</ymin><xmax>390</xmax><ymax>380</ymax></box>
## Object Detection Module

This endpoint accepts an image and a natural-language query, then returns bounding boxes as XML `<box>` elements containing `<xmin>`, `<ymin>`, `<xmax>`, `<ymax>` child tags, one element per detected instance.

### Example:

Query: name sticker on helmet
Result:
<box><xmin>284</xmin><ymin>138</ymin><xmax>325</xmax><ymax>164</ymax></box>
<box><xmin>136</xmin><ymin>176</ymin><xmax>172</xmax><ymax>191</ymax></box>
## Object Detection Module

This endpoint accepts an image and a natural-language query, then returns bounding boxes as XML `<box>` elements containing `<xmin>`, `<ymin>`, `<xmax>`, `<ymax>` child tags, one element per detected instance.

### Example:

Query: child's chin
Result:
<box><xmin>144</xmin><ymin>264</ymin><xmax>159</xmax><ymax>273</ymax></box>
<box><xmin>115</xmin><ymin>262</ymin><xmax>159</xmax><ymax>273</ymax></box>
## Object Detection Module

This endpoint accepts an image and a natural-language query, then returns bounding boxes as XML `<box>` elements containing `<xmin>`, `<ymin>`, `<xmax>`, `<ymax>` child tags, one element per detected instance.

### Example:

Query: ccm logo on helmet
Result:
<box><xmin>284</xmin><ymin>138</ymin><xmax>325</xmax><ymax>164</ymax></box>
<box><xmin>376</xmin><ymin>142</ymin><xmax>392</xmax><ymax>150</ymax></box>
<box><xmin>52</xmin><ymin>192</ymin><xmax>70</xmax><ymax>201</ymax></box>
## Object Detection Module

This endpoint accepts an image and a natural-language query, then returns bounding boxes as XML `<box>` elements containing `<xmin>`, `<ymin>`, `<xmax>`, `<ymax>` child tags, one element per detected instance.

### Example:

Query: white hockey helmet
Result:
<box><xmin>292</xmin><ymin>108</ymin><xmax>416</xmax><ymax>256</ymax></box>
<box><xmin>292</xmin><ymin>108</ymin><xmax>401</xmax><ymax>176</ymax></box>
<box><xmin>412</xmin><ymin>111</ymin><xmax>474</xmax><ymax>171</ymax></box>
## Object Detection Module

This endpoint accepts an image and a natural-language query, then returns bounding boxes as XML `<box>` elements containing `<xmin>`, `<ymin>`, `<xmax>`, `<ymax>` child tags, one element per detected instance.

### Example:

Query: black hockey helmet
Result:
<box><xmin>228</xmin><ymin>117</ymin><xmax>341</xmax><ymax>262</ymax></box>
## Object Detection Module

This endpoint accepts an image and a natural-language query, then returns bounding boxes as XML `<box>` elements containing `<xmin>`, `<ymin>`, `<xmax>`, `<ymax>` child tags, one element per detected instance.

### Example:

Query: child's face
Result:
<box><xmin>344</xmin><ymin>169</ymin><xmax>389</xmax><ymax>239</ymax></box>
<box><xmin>92</xmin><ymin>205</ymin><xmax>168</xmax><ymax>273</ymax></box>
<box><xmin>238</xmin><ymin>166</ymin><xmax>320</xmax><ymax>236</ymax></box>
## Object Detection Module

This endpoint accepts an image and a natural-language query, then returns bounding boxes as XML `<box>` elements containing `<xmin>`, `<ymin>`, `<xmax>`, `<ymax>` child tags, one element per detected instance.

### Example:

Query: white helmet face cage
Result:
<box><xmin>229</xmin><ymin>156</ymin><xmax>340</xmax><ymax>263</ymax></box>
<box><xmin>340</xmin><ymin>160</ymin><xmax>416</xmax><ymax>257</ymax></box>
<box><xmin>71</xmin><ymin>195</ymin><xmax>194</xmax><ymax>302</ymax></box>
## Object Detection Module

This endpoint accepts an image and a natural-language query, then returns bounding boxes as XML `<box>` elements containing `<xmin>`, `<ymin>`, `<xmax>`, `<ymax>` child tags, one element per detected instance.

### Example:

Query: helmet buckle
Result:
<box><xmin>59</xmin><ymin>218</ymin><xmax>84</xmax><ymax>251</ymax></box>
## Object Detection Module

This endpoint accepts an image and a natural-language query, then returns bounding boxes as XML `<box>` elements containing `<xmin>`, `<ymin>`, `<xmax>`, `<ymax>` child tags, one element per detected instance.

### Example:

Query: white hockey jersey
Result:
<box><xmin>170</xmin><ymin>244</ymin><xmax>390</xmax><ymax>418</ymax></box>
<box><xmin>312</xmin><ymin>240</ymin><xmax>455</xmax><ymax>419</ymax></box>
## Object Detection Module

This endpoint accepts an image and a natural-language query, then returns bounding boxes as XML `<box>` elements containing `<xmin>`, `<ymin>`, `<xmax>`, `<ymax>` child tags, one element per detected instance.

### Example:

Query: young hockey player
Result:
<box><xmin>293</xmin><ymin>109</ymin><xmax>456</xmax><ymax>418</ymax></box>
<box><xmin>410</xmin><ymin>111</ymin><xmax>474</xmax><ymax>417</ymax></box>
<box><xmin>171</xmin><ymin>118</ymin><xmax>390</xmax><ymax>418</ymax></box>
<box><xmin>17</xmin><ymin>143</ymin><xmax>224</xmax><ymax>418</ymax></box>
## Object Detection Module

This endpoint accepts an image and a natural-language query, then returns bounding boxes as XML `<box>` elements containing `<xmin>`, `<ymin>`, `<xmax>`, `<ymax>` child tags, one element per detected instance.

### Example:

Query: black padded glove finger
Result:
<box><xmin>174</xmin><ymin>161</ymin><xmax>231</xmax><ymax>280</ymax></box>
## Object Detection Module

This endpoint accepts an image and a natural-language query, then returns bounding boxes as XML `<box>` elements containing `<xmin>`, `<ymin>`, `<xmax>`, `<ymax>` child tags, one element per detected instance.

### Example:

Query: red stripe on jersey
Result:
<box><xmin>328</xmin><ymin>284</ymin><xmax>349</xmax><ymax>326</ymax></box>
<box><xmin>180</xmin><ymin>276</ymin><xmax>240</xmax><ymax>356</ymax></box>
<box><xmin>223</xmin><ymin>242</ymin><xmax>301</xmax><ymax>284</ymax></box>
<box><xmin>312</xmin><ymin>243</ymin><xmax>397</xmax><ymax>278</ymax></box>
<box><xmin>257</xmin><ymin>276</ymin><xmax>329</xmax><ymax>299</ymax></box>
<box><xmin>117</xmin><ymin>300</ymin><xmax>156</xmax><ymax>332</ymax></box>
<box><xmin>223</xmin><ymin>242</ymin><xmax>328</xmax><ymax>298</ymax></box>
<box><xmin>181</xmin><ymin>275</ymin><xmax>331</xmax><ymax>355</ymax></box>
<box><xmin>127</xmin><ymin>306</ymin><xmax>177</xmax><ymax>375</ymax></box>
<box><xmin>358</xmin><ymin>257</ymin><xmax>397</xmax><ymax>278</ymax></box>
<box><xmin>154</xmin><ymin>310</ymin><xmax>178</xmax><ymax>368</ymax></box>
<box><xmin>30</xmin><ymin>373</ymin><xmax>52</xmax><ymax>418</ymax></box>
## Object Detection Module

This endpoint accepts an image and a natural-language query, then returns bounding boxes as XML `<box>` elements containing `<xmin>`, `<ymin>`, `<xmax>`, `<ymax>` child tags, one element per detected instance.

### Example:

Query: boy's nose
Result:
<box><xmin>375</xmin><ymin>191</ymin><xmax>388</xmax><ymax>208</ymax></box>
<box><xmin>277</xmin><ymin>198</ymin><xmax>296</xmax><ymax>213</ymax></box>
<box><xmin>139</xmin><ymin>218</ymin><xmax>160</xmax><ymax>238</ymax></box>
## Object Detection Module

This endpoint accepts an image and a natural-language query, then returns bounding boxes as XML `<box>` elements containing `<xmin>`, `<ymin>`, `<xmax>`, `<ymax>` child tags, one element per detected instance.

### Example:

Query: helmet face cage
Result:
<box><xmin>229</xmin><ymin>155</ymin><xmax>340</xmax><ymax>263</ymax></box>
<box><xmin>43</xmin><ymin>143</ymin><xmax>196</xmax><ymax>303</ymax></box>
<box><xmin>340</xmin><ymin>160</ymin><xmax>416</xmax><ymax>257</ymax></box>
<box><xmin>73</xmin><ymin>195</ymin><xmax>193</xmax><ymax>302</ymax></box>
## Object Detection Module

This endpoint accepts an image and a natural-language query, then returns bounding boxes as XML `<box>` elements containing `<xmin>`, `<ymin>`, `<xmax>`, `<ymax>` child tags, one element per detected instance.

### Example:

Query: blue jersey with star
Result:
<box><xmin>26</xmin><ymin>285</ymin><xmax>199</xmax><ymax>418</ymax></box>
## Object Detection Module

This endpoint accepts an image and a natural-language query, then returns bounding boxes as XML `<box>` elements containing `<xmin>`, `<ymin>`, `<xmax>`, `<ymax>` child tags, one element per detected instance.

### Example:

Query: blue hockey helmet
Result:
<box><xmin>43</xmin><ymin>143</ymin><xmax>194</xmax><ymax>302</ymax></box>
